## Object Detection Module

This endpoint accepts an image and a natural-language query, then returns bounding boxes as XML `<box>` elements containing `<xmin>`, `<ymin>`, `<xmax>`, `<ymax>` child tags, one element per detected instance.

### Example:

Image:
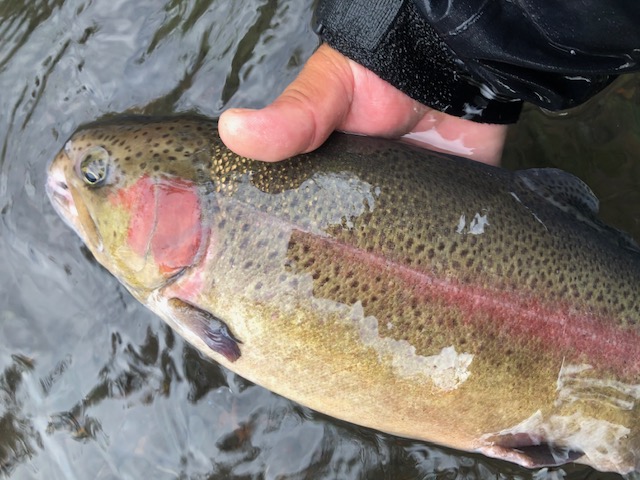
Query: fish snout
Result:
<box><xmin>46</xmin><ymin>155</ymin><xmax>77</xmax><ymax>221</ymax></box>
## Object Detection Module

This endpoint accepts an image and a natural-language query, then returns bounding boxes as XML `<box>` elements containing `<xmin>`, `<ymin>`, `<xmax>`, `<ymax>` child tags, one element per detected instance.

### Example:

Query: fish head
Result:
<box><xmin>46</xmin><ymin>117</ymin><xmax>215</xmax><ymax>297</ymax></box>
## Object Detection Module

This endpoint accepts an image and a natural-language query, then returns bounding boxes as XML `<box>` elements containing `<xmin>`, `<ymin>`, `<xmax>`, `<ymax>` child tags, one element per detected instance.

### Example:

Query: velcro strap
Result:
<box><xmin>315</xmin><ymin>0</ymin><xmax>522</xmax><ymax>123</ymax></box>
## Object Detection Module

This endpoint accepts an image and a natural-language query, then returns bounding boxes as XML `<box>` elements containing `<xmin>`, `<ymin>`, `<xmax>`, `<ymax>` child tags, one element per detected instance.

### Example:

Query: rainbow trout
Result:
<box><xmin>46</xmin><ymin>116</ymin><xmax>640</xmax><ymax>474</ymax></box>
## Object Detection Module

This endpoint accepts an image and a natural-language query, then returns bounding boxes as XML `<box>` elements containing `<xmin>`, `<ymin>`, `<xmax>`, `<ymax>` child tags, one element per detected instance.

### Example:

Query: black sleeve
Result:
<box><xmin>314</xmin><ymin>0</ymin><xmax>640</xmax><ymax>124</ymax></box>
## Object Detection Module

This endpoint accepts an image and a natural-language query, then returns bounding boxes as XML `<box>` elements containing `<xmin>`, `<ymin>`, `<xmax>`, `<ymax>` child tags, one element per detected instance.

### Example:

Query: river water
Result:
<box><xmin>0</xmin><ymin>1</ymin><xmax>637</xmax><ymax>479</ymax></box>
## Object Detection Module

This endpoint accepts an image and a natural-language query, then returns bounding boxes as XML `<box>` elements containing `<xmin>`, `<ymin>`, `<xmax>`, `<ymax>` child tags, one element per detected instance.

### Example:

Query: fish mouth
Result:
<box><xmin>46</xmin><ymin>153</ymin><xmax>103</xmax><ymax>252</ymax></box>
<box><xmin>46</xmin><ymin>162</ymin><xmax>79</xmax><ymax>228</ymax></box>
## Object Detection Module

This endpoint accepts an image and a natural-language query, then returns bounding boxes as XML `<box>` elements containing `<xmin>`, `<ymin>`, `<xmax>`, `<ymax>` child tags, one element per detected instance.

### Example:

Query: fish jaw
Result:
<box><xmin>47</xmin><ymin>151</ymin><xmax>78</xmax><ymax>226</ymax></box>
<box><xmin>46</xmin><ymin>145</ymin><xmax>103</xmax><ymax>253</ymax></box>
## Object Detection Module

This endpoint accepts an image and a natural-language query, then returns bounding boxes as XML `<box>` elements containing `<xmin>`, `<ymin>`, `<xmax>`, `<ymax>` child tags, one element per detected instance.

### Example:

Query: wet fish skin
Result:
<box><xmin>46</xmin><ymin>115</ymin><xmax>640</xmax><ymax>474</ymax></box>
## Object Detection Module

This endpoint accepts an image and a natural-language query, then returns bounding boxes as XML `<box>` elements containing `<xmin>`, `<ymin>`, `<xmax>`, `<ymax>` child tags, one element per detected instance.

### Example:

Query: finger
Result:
<box><xmin>219</xmin><ymin>45</ymin><xmax>355</xmax><ymax>162</ymax></box>
<box><xmin>340</xmin><ymin>66</ymin><xmax>429</xmax><ymax>137</ymax></box>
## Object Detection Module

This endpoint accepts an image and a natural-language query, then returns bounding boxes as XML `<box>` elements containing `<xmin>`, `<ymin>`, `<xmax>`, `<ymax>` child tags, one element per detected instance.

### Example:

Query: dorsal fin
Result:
<box><xmin>515</xmin><ymin>168</ymin><xmax>599</xmax><ymax>216</ymax></box>
<box><xmin>516</xmin><ymin>168</ymin><xmax>640</xmax><ymax>253</ymax></box>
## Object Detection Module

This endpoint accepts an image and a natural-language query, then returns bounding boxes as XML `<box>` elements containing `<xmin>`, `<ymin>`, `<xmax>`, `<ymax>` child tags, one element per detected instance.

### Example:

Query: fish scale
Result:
<box><xmin>47</xmin><ymin>115</ymin><xmax>640</xmax><ymax>474</ymax></box>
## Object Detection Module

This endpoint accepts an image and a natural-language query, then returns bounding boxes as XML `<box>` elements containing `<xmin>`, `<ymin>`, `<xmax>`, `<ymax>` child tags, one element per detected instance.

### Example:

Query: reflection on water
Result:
<box><xmin>0</xmin><ymin>0</ymin><xmax>636</xmax><ymax>479</ymax></box>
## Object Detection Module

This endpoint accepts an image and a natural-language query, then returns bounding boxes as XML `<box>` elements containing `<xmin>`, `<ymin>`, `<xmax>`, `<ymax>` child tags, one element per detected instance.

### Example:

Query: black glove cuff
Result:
<box><xmin>315</xmin><ymin>0</ymin><xmax>523</xmax><ymax>124</ymax></box>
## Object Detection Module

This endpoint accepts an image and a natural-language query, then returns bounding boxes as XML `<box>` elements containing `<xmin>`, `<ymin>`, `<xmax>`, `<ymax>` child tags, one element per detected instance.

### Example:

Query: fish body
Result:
<box><xmin>47</xmin><ymin>116</ymin><xmax>640</xmax><ymax>473</ymax></box>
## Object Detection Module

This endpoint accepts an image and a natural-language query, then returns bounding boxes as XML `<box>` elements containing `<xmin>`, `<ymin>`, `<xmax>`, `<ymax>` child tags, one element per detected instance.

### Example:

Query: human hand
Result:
<box><xmin>219</xmin><ymin>44</ymin><xmax>507</xmax><ymax>166</ymax></box>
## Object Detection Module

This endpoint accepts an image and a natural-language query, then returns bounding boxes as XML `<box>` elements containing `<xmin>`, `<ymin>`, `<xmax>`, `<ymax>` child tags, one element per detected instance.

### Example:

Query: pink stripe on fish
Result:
<box><xmin>294</xmin><ymin>230</ymin><xmax>640</xmax><ymax>379</ymax></box>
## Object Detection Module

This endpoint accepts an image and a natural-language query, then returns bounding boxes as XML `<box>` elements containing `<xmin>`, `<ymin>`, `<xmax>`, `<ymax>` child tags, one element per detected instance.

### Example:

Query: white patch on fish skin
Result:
<box><xmin>352</xmin><ymin>302</ymin><xmax>473</xmax><ymax>391</ymax></box>
<box><xmin>556</xmin><ymin>363</ymin><xmax>640</xmax><ymax>411</ymax></box>
<box><xmin>232</xmin><ymin>170</ymin><xmax>380</xmax><ymax>233</ymax></box>
<box><xmin>469</xmin><ymin>213</ymin><xmax>488</xmax><ymax>234</ymax></box>
<box><xmin>456</xmin><ymin>211</ymin><xmax>489</xmax><ymax>235</ymax></box>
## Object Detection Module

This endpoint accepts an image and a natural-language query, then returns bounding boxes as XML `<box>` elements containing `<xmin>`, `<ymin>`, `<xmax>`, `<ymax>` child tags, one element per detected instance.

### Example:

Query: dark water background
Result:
<box><xmin>0</xmin><ymin>1</ymin><xmax>638</xmax><ymax>479</ymax></box>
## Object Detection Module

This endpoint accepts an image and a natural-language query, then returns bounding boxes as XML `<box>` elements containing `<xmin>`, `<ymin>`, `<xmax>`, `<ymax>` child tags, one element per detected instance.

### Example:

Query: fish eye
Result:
<box><xmin>79</xmin><ymin>147</ymin><xmax>110</xmax><ymax>187</ymax></box>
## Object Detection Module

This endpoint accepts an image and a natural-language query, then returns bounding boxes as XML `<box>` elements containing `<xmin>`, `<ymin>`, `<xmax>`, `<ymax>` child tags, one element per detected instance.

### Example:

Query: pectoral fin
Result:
<box><xmin>480</xmin><ymin>433</ymin><xmax>584</xmax><ymax>468</ymax></box>
<box><xmin>168</xmin><ymin>298</ymin><xmax>242</xmax><ymax>362</ymax></box>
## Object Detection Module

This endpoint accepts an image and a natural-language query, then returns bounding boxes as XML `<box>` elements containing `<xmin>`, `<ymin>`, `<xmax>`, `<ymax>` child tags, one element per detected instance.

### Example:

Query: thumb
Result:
<box><xmin>219</xmin><ymin>45</ymin><xmax>355</xmax><ymax>162</ymax></box>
